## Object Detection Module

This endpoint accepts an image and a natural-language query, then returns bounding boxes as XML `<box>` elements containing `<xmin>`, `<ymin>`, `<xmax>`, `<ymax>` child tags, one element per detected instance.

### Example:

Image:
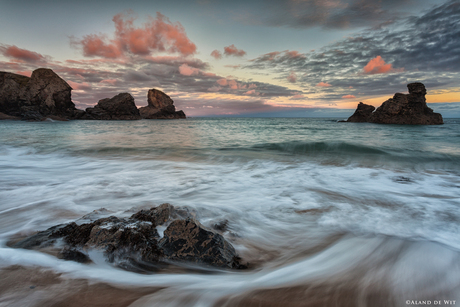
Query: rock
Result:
<box><xmin>139</xmin><ymin>89</ymin><xmax>186</xmax><ymax>119</ymax></box>
<box><xmin>346</xmin><ymin>83</ymin><xmax>443</xmax><ymax>125</ymax></box>
<box><xmin>346</xmin><ymin>102</ymin><xmax>375</xmax><ymax>122</ymax></box>
<box><xmin>0</xmin><ymin>111</ymin><xmax>20</xmax><ymax>120</ymax></box>
<box><xmin>11</xmin><ymin>204</ymin><xmax>244</xmax><ymax>272</ymax></box>
<box><xmin>0</xmin><ymin>68</ymin><xmax>81</xmax><ymax>120</ymax></box>
<box><xmin>85</xmin><ymin>93</ymin><xmax>142</xmax><ymax>120</ymax></box>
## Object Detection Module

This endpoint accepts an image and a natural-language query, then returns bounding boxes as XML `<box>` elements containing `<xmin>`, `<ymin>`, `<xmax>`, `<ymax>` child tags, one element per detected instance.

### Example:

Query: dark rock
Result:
<box><xmin>0</xmin><ymin>68</ymin><xmax>81</xmax><ymax>121</ymax></box>
<box><xmin>346</xmin><ymin>83</ymin><xmax>443</xmax><ymax>125</ymax></box>
<box><xmin>346</xmin><ymin>102</ymin><xmax>375</xmax><ymax>122</ymax></box>
<box><xmin>139</xmin><ymin>89</ymin><xmax>186</xmax><ymax>119</ymax></box>
<box><xmin>11</xmin><ymin>204</ymin><xmax>243</xmax><ymax>271</ymax></box>
<box><xmin>85</xmin><ymin>93</ymin><xmax>141</xmax><ymax>120</ymax></box>
<box><xmin>159</xmin><ymin>219</ymin><xmax>241</xmax><ymax>269</ymax></box>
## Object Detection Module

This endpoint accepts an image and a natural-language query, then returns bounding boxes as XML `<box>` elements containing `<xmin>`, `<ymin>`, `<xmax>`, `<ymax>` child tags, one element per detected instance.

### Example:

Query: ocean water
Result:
<box><xmin>0</xmin><ymin>117</ymin><xmax>460</xmax><ymax>306</ymax></box>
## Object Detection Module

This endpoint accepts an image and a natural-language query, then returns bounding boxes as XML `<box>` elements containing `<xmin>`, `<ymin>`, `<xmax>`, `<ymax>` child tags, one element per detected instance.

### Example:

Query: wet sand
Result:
<box><xmin>0</xmin><ymin>266</ymin><xmax>159</xmax><ymax>307</ymax></box>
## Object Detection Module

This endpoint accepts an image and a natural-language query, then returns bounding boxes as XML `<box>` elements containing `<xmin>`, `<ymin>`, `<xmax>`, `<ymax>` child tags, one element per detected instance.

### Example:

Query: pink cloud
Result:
<box><xmin>73</xmin><ymin>12</ymin><xmax>196</xmax><ymax>59</ymax></box>
<box><xmin>216</xmin><ymin>78</ymin><xmax>228</xmax><ymax>86</ymax></box>
<box><xmin>363</xmin><ymin>56</ymin><xmax>402</xmax><ymax>74</ymax></box>
<box><xmin>210</xmin><ymin>50</ymin><xmax>222</xmax><ymax>59</ymax></box>
<box><xmin>342</xmin><ymin>94</ymin><xmax>356</xmax><ymax>99</ymax></box>
<box><xmin>316</xmin><ymin>81</ymin><xmax>331</xmax><ymax>87</ymax></box>
<box><xmin>244</xmin><ymin>89</ymin><xmax>259</xmax><ymax>96</ymax></box>
<box><xmin>67</xmin><ymin>80</ymin><xmax>92</xmax><ymax>91</ymax></box>
<box><xmin>287</xmin><ymin>71</ymin><xmax>297</xmax><ymax>83</ymax></box>
<box><xmin>224</xmin><ymin>44</ymin><xmax>246</xmax><ymax>57</ymax></box>
<box><xmin>228</xmin><ymin>79</ymin><xmax>238</xmax><ymax>89</ymax></box>
<box><xmin>16</xmin><ymin>70</ymin><xmax>32</xmax><ymax>77</ymax></box>
<box><xmin>224</xmin><ymin>64</ymin><xmax>241</xmax><ymax>69</ymax></box>
<box><xmin>248</xmin><ymin>84</ymin><xmax>257</xmax><ymax>89</ymax></box>
<box><xmin>179</xmin><ymin>63</ymin><xmax>200</xmax><ymax>76</ymax></box>
<box><xmin>99</xmin><ymin>79</ymin><xmax>118</xmax><ymax>85</ymax></box>
<box><xmin>0</xmin><ymin>45</ymin><xmax>46</xmax><ymax>63</ymax></box>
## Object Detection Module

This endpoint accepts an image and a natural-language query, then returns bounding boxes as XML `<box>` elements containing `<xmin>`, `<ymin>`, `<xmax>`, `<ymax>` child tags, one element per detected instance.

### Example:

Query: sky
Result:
<box><xmin>0</xmin><ymin>0</ymin><xmax>459</xmax><ymax>117</ymax></box>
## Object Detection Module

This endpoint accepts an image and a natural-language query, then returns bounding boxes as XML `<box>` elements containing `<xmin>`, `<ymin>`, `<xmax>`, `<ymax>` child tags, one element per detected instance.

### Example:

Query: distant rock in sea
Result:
<box><xmin>0</xmin><ymin>68</ymin><xmax>81</xmax><ymax>121</ymax></box>
<box><xmin>0</xmin><ymin>68</ymin><xmax>186</xmax><ymax>121</ymax></box>
<box><xmin>346</xmin><ymin>83</ymin><xmax>443</xmax><ymax>125</ymax></box>
<box><xmin>139</xmin><ymin>89</ymin><xmax>186</xmax><ymax>119</ymax></box>
<box><xmin>84</xmin><ymin>93</ymin><xmax>142</xmax><ymax>120</ymax></box>
<box><xmin>11</xmin><ymin>203</ymin><xmax>245</xmax><ymax>272</ymax></box>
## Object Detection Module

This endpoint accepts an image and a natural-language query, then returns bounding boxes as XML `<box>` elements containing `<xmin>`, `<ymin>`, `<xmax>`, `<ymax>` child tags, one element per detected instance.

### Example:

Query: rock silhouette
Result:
<box><xmin>139</xmin><ymin>89</ymin><xmax>186</xmax><ymax>119</ymax></box>
<box><xmin>84</xmin><ymin>93</ymin><xmax>142</xmax><ymax>120</ymax></box>
<box><xmin>0</xmin><ymin>68</ymin><xmax>80</xmax><ymax>120</ymax></box>
<box><xmin>347</xmin><ymin>83</ymin><xmax>443</xmax><ymax>125</ymax></box>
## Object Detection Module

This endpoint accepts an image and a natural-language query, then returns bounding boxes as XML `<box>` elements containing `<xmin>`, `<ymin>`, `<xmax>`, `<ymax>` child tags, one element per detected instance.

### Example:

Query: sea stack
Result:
<box><xmin>346</xmin><ymin>83</ymin><xmax>443</xmax><ymax>125</ymax></box>
<box><xmin>84</xmin><ymin>93</ymin><xmax>142</xmax><ymax>120</ymax></box>
<box><xmin>0</xmin><ymin>68</ymin><xmax>81</xmax><ymax>120</ymax></box>
<box><xmin>139</xmin><ymin>89</ymin><xmax>186</xmax><ymax>119</ymax></box>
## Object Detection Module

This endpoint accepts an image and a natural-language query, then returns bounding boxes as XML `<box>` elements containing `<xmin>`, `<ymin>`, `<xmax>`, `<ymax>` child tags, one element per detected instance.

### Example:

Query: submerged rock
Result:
<box><xmin>0</xmin><ymin>68</ymin><xmax>80</xmax><ymax>120</ymax></box>
<box><xmin>84</xmin><ymin>93</ymin><xmax>142</xmax><ymax>120</ymax></box>
<box><xmin>11</xmin><ymin>204</ymin><xmax>244</xmax><ymax>272</ymax></box>
<box><xmin>139</xmin><ymin>89</ymin><xmax>186</xmax><ymax>119</ymax></box>
<box><xmin>346</xmin><ymin>83</ymin><xmax>443</xmax><ymax>125</ymax></box>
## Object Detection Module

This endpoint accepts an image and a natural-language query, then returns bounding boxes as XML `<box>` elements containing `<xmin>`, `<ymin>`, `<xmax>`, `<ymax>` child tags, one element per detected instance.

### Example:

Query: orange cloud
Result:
<box><xmin>0</xmin><ymin>45</ymin><xmax>46</xmax><ymax>63</ymax></box>
<box><xmin>363</xmin><ymin>56</ymin><xmax>402</xmax><ymax>74</ymax></box>
<box><xmin>74</xmin><ymin>12</ymin><xmax>196</xmax><ymax>58</ymax></box>
<box><xmin>316</xmin><ymin>81</ymin><xmax>331</xmax><ymax>87</ymax></box>
<box><xmin>342</xmin><ymin>94</ymin><xmax>356</xmax><ymax>99</ymax></box>
<box><xmin>210</xmin><ymin>50</ymin><xmax>222</xmax><ymax>59</ymax></box>
<box><xmin>287</xmin><ymin>71</ymin><xmax>297</xmax><ymax>83</ymax></box>
<box><xmin>216</xmin><ymin>78</ymin><xmax>228</xmax><ymax>86</ymax></box>
<box><xmin>224</xmin><ymin>44</ymin><xmax>246</xmax><ymax>57</ymax></box>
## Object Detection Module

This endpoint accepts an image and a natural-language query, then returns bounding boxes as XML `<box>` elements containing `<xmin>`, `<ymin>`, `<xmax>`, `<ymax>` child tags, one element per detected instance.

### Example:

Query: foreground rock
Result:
<box><xmin>84</xmin><ymin>93</ymin><xmax>142</xmax><ymax>120</ymax></box>
<box><xmin>11</xmin><ymin>204</ymin><xmax>244</xmax><ymax>272</ymax></box>
<box><xmin>139</xmin><ymin>89</ymin><xmax>186</xmax><ymax>119</ymax></box>
<box><xmin>0</xmin><ymin>69</ymin><xmax>81</xmax><ymax>121</ymax></box>
<box><xmin>346</xmin><ymin>83</ymin><xmax>443</xmax><ymax>125</ymax></box>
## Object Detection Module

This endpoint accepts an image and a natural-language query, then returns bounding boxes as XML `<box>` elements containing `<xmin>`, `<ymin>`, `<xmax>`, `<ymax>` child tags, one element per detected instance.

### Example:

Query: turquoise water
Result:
<box><xmin>1</xmin><ymin>118</ymin><xmax>460</xmax><ymax>306</ymax></box>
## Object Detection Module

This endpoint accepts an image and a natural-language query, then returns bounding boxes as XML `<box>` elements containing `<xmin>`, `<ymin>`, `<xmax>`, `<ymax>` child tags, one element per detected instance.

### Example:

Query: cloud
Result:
<box><xmin>179</xmin><ymin>63</ymin><xmax>200</xmax><ymax>76</ymax></box>
<box><xmin>317</xmin><ymin>82</ymin><xmax>332</xmax><ymax>87</ymax></box>
<box><xmin>67</xmin><ymin>80</ymin><xmax>92</xmax><ymax>91</ymax></box>
<box><xmin>71</xmin><ymin>11</ymin><xmax>196</xmax><ymax>58</ymax></box>
<box><xmin>210</xmin><ymin>50</ymin><xmax>222</xmax><ymax>59</ymax></box>
<box><xmin>342</xmin><ymin>94</ymin><xmax>356</xmax><ymax>99</ymax></box>
<box><xmin>240</xmin><ymin>0</ymin><xmax>433</xmax><ymax>30</ymax></box>
<box><xmin>287</xmin><ymin>71</ymin><xmax>297</xmax><ymax>83</ymax></box>
<box><xmin>243</xmin><ymin>1</ymin><xmax>460</xmax><ymax>104</ymax></box>
<box><xmin>363</xmin><ymin>56</ymin><xmax>402</xmax><ymax>74</ymax></box>
<box><xmin>0</xmin><ymin>45</ymin><xmax>47</xmax><ymax>63</ymax></box>
<box><xmin>216</xmin><ymin>78</ymin><xmax>228</xmax><ymax>86</ymax></box>
<box><xmin>224</xmin><ymin>44</ymin><xmax>246</xmax><ymax>57</ymax></box>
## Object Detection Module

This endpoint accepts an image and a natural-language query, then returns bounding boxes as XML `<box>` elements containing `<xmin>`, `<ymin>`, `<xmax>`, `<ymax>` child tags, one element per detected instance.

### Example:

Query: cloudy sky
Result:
<box><xmin>1</xmin><ymin>0</ymin><xmax>459</xmax><ymax>117</ymax></box>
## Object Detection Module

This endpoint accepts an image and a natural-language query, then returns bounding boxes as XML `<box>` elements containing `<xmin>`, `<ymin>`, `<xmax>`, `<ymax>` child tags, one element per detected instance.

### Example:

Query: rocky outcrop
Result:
<box><xmin>84</xmin><ymin>93</ymin><xmax>142</xmax><ymax>120</ymax></box>
<box><xmin>346</xmin><ymin>102</ymin><xmax>375</xmax><ymax>123</ymax></box>
<box><xmin>139</xmin><ymin>89</ymin><xmax>186</xmax><ymax>119</ymax></box>
<box><xmin>0</xmin><ymin>68</ymin><xmax>80</xmax><ymax>121</ymax></box>
<box><xmin>346</xmin><ymin>83</ymin><xmax>443</xmax><ymax>125</ymax></box>
<box><xmin>11</xmin><ymin>204</ymin><xmax>244</xmax><ymax>272</ymax></box>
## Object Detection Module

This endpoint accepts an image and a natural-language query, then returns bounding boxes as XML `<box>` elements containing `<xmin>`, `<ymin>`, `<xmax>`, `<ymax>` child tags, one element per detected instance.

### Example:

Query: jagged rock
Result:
<box><xmin>85</xmin><ymin>93</ymin><xmax>142</xmax><ymax>120</ymax></box>
<box><xmin>346</xmin><ymin>83</ymin><xmax>443</xmax><ymax>125</ymax></box>
<box><xmin>346</xmin><ymin>102</ymin><xmax>375</xmax><ymax>123</ymax></box>
<box><xmin>11</xmin><ymin>204</ymin><xmax>244</xmax><ymax>272</ymax></box>
<box><xmin>139</xmin><ymin>89</ymin><xmax>186</xmax><ymax>119</ymax></box>
<box><xmin>0</xmin><ymin>111</ymin><xmax>20</xmax><ymax>120</ymax></box>
<box><xmin>0</xmin><ymin>68</ymin><xmax>80</xmax><ymax>120</ymax></box>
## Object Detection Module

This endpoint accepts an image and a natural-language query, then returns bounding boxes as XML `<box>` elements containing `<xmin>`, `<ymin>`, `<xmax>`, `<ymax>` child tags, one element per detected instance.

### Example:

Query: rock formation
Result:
<box><xmin>139</xmin><ymin>89</ymin><xmax>186</xmax><ymax>119</ymax></box>
<box><xmin>346</xmin><ymin>83</ymin><xmax>443</xmax><ymax>125</ymax></box>
<box><xmin>0</xmin><ymin>68</ymin><xmax>81</xmax><ymax>120</ymax></box>
<box><xmin>11</xmin><ymin>204</ymin><xmax>245</xmax><ymax>272</ymax></box>
<box><xmin>346</xmin><ymin>102</ymin><xmax>376</xmax><ymax>123</ymax></box>
<box><xmin>84</xmin><ymin>93</ymin><xmax>142</xmax><ymax>120</ymax></box>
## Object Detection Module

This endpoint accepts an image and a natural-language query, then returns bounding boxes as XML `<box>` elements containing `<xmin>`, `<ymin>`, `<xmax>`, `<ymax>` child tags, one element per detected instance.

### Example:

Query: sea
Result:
<box><xmin>0</xmin><ymin>117</ymin><xmax>459</xmax><ymax>306</ymax></box>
